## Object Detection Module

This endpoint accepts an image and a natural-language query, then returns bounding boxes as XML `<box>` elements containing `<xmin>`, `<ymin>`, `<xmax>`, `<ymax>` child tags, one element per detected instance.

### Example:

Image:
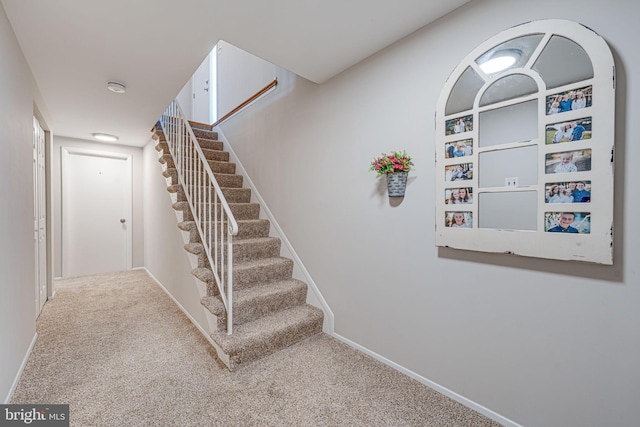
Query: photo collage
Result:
<box><xmin>444</xmin><ymin>114</ymin><xmax>474</xmax><ymax>229</ymax></box>
<box><xmin>543</xmin><ymin>85</ymin><xmax>593</xmax><ymax>234</ymax></box>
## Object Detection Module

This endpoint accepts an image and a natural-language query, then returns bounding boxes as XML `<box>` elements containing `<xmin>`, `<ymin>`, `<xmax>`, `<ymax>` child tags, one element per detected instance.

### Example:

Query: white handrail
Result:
<box><xmin>160</xmin><ymin>100</ymin><xmax>238</xmax><ymax>334</ymax></box>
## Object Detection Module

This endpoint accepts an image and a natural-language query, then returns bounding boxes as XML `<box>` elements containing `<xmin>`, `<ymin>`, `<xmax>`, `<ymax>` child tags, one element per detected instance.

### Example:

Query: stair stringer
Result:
<box><xmin>154</xmin><ymin>142</ymin><xmax>232</xmax><ymax>368</ymax></box>
<box><xmin>214</xmin><ymin>127</ymin><xmax>335</xmax><ymax>334</ymax></box>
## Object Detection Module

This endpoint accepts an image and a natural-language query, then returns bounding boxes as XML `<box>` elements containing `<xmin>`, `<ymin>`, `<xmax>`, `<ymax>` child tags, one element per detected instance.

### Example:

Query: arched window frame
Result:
<box><xmin>435</xmin><ymin>19</ymin><xmax>615</xmax><ymax>264</ymax></box>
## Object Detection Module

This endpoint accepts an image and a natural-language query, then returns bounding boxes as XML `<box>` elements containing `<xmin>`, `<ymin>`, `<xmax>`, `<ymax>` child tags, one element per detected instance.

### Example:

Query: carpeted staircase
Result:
<box><xmin>151</xmin><ymin>123</ymin><xmax>323</xmax><ymax>370</ymax></box>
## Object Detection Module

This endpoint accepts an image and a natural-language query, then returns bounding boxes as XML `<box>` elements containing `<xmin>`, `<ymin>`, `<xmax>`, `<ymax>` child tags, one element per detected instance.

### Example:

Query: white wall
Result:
<box><xmin>52</xmin><ymin>137</ymin><xmax>144</xmax><ymax>278</ymax></box>
<box><xmin>216</xmin><ymin>40</ymin><xmax>280</xmax><ymax>118</ymax></box>
<box><xmin>0</xmin><ymin>3</ymin><xmax>43</xmax><ymax>402</ymax></box>
<box><xmin>216</xmin><ymin>1</ymin><xmax>640</xmax><ymax>426</ymax></box>
<box><xmin>141</xmin><ymin>141</ymin><xmax>211</xmax><ymax>333</ymax></box>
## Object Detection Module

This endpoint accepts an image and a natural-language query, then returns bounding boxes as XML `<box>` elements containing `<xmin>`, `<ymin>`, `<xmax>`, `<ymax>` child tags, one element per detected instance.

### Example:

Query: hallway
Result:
<box><xmin>11</xmin><ymin>270</ymin><xmax>499</xmax><ymax>426</ymax></box>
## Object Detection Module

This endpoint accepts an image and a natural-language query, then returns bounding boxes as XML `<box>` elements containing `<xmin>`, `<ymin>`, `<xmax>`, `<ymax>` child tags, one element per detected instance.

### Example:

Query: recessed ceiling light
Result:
<box><xmin>106</xmin><ymin>81</ymin><xmax>126</xmax><ymax>94</ymax></box>
<box><xmin>92</xmin><ymin>133</ymin><xmax>119</xmax><ymax>142</ymax></box>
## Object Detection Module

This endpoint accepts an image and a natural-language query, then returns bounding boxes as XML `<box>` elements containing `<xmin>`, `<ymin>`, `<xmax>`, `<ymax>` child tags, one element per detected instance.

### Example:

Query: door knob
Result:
<box><xmin>120</xmin><ymin>218</ymin><xmax>126</xmax><ymax>223</ymax></box>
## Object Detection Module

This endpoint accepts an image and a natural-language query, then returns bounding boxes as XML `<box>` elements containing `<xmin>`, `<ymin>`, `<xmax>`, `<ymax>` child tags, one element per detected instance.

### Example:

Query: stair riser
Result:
<box><xmin>222</xmin><ymin>188</ymin><xmax>251</xmax><ymax>203</ymax></box>
<box><xmin>154</xmin><ymin>125</ymin><xmax>219</xmax><ymax>144</ymax></box>
<box><xmin>187</xmin><ymin>236</ymin><xmax>281</xmax><ymax>266</ymax></box>
<box><xmin>185</xmin><ymin>247</ymin><xmax>211</xmax><ymax>269</ymax></box>
<box><xmin>199</xmin><ymin>150</ymin><xmax>229</xmax><ymax>162</ymax></box>
<box><xmin>215</xmin><ymin>174</ymin><xmax>243</xmax><ymax>188</ymax></box>
<box><xmin>197</xmin><ymin>139</ymin><xmax>224</xmax><ymax>151</ymax></box>
<box><xmin>230</xmin><ymin>204</ymin><xmax>260</xmax><ymax>220</ymax></box>
<box><xmin>187</xmin><ymin>227</ymin><xmax>200</xmax><ymax>245</ymax></box>
<box><xmin>233</xmin><ymin>260</ymin><xmax>293</xmax><ymax>290</ymax></box>
<box><xmin>163</xmin><ymin>169</ymin><xmax>243</xmax><ymax>189</ymax></box>
<box><xmin>192</xmin><ymin>128</ymin><xmax>219</xmax><ymax>140</ymax></box>
<box><xmin>181</xmin><ymin>162</ymin><xmax>236</xmax><ymax>174</ymax></box>
<box><xmin>216</xmin><ymin>309</ymin><xmax>324</xmax><ymax>370</ymax></box>
<box><xmin>174</xmin><ymin>187</ymin><xmax>251</xmax><ymax>204</ymax></box>
<box><xmin>212</xmin><ymin>286</ymin><xmax>308</xmax><ymax>328</ymax></box>
<box><xmin>162</xmin><ymin>148</ymin><xmax>228</xmax><ymax>162</ymax></box>
<box><xmin>154</xmin><ymin>141</ymin><xmax>168</xmax><ymax>153</ymax></box>
<box><xmin>181</xmin><ymin>204</ymin><xmax>260</xmax><ymax>221</ymax></box>
<box><xmin>152</xmin><ymin>130</ymin><xmax>166</xmax><ymax>143</ymax></box>
<box><xmin>236</xmin><ymin>221</ymin><xmax>270</xmax><ymax>239</ymax></box>
<box><xmin>162</xmin><ymin>157</ymin><xmax>236</xmax><ymax>174</ymax></box>
<box><xmin>181</xmin><ymin>220</ymin><xmax>270</xmax><ymax>240</ymax></box>
<box><xmin>234</xmin><ymin>239</ymin><xmax>281</xmax><ymax>262</ymax></box>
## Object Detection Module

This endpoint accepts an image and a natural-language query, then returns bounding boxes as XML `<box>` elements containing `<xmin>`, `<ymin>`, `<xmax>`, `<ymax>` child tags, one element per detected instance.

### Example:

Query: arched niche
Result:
<box><xmin>435</xmin><ymin>19</ymin><xmax>615</xmax><ymax>264</ymax></box>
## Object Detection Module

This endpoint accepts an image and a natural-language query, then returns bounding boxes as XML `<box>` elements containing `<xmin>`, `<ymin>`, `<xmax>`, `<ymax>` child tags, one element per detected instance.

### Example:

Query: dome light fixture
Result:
<box><xmin>92</xmin><ymin>133</ymin><xmax>119</xmax><ymax>142</ymax></box>
<box><xmin>478</xmin><ymin>49</ymin><xmax>522</xmax><ymax>74</ymax></box>
<box><xmin>106</xmin><ymin>81</ymin><xmax>127</xmax><ymax>94</ymax></box>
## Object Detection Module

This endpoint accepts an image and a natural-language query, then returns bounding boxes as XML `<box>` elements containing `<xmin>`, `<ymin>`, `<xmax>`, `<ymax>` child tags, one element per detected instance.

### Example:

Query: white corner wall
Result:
<box><xmin>0</xmin><ymin>3</ymin><xmax>41</xmax><ymax>402</ymax></box>
<box><xmin>51</xmin><ymin>136</ymin><xmax>145</xmax><ymax>278</ymax></box>
<box><xmin>141</xmin><ymin>141</ymin><xmax>211</xmax><ymax>333</ymax></box>
<box><xmin>215</xmin><ymin>1</ymin><xmax>640</xmax><ymax>426</ymax></box>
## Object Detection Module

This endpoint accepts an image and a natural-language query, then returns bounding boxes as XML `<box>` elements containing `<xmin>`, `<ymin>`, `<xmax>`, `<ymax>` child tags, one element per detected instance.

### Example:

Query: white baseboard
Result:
<box><xmin>4</xmin><ymin>333</ymin><xmax>38</xmax><ymax>404</ymax></box>
<box><xmin>332</xmin><ymin>333</ymin><xmax>521</xmax><ymax>427</ymax></box>
<box><xmin>214</xmin><ymin>127</ymin><xmax>334</xmax><ymax>334</ymax></box>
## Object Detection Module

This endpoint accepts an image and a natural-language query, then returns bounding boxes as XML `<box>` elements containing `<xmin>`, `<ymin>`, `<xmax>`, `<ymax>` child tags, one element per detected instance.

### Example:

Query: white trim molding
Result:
<box><xmin>332</xmin><ymin>333</ymin><xmax>522</xmax><ymax>427</ymax></box>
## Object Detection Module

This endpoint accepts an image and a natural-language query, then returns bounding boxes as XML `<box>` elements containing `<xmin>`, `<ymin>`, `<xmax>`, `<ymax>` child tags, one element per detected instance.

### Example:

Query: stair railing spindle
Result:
<box><xmin>160</xmin><ymin>101</ymin><xmax>238</xmax><ymax>335</ymax></box>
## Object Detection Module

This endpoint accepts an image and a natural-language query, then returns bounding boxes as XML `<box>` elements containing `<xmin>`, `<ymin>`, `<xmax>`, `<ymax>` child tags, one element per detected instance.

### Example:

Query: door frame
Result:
<box><xmin>33</xmin><ymin>116</ymin><xmax>47</xmax><ymax>317</ymax></box>
<box><xmin>61</xmin><ymin>147</ymin><xmax>132</xmax><ymax>276</ymax></box>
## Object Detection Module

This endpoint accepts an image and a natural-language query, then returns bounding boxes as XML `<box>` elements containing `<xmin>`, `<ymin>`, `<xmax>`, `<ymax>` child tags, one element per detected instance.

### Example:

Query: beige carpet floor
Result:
<box><xmin>11</xmin><ymin>270</ymin><xmax>502</xmax><ymax>427</ymax></box>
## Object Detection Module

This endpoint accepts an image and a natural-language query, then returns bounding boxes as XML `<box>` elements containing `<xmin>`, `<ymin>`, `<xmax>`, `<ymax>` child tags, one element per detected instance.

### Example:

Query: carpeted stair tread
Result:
<box><xmin>172</xmin><ymin>201</ymin><xmax>259</xmax><ymax>220</ymax></box>
<box><xmin>154</xmin><ymin>141</ymin><xmax>168</xmax><ymax>152</ymax></box>
<box><xmin>194</xmin><ymin>148</ymin><xmax>229</xmax><ymax>162</ymax></box>
<box><xmin>159</xmin><ymin>155</ymin><xmax>236</xmax><ymax>174</ymax></box>
<box><xmin>164</xmin><ymin>168</ymin><xmax>242</xmax><ymax>189</ymax></box>
<box><xmin>188</xmin><ymin>121</ymin><xmax>213</xmax><ymax>130</ymax></box>
<box><xmin>184</xmin><ymin>236</ymin><xmax>281</xmax><ymax>262</ymax></box>
<box><xmin>220</xmin><ymin>188</ymin><xmax>251</xmax><ymax>203</ymax></box>
<box><xmin>232</xmin><ymin>257</ymin><xmax>293</xmax><ymax>290</ymax></box>
<box><xmin>191</xmin><ymin>267</ymin><xmax>214</xmax><ymax>284</ymax></box>
<box><xmin>180</xmin><ymin>160</ymin><xmax>236</xmax><ymax>174</ymax></box>
<box><xmin>162</xmin><ymin>168</ymin><xmax>176</xmax><ymax>179</ymax></box>
<box><xmin>228</xmin><ymin>203</ymin><xmax>261</xmax><ymax>220</ymax></box>
<box><xmin>212</xmin><ymin>173</ymin><xmax>243</xmax><ymax>188</ymax></box>
<box><xmin>233</xmin><ymin>237</ymin><xmax>281</xmax><ymax>260</ymax></box>
<box><xmin>179</xmin><ymin>219</ymin><xmax>270</xmax><ymax>239</ymax></box>
<box><xmin>159</xmin><ymin>153</ymin><xmax>172</xmax><ymax>165</ymax></box>
<box><xmin>191</xmin><ymin>256</ymin><xmax>293</xmax><ymax>290</ymax></box>
<box><xmin>234</xmin><ymin>219</ymin><xmax>271</xmax><ymax>239</ymax></box>
<box><xmin>196</xmin><ymin>138</ymin><xmax>224</xmax><ymax>151</ymax></box>
<box><xmin>211</xmin><ymin>304</ymin><xmax>324</xmax><ymax>369</ymax></box>
<box><xmin>192</xmin><ymin>128</ymin><xmax>218</xmax><ymax>140</ymax></box>
<box><xmin>184</xmin><ymin>242</ymin><xmax>204</xmax><ymax>255</ymax></box>
<box><xmin>168</xmin><ymin>185</ymin><xmax>249</xmax><ymax>204</ymax></box>
<box><xmin>201</xmin><ymin>278</ymin><xmax>308</xmax><ymax>326</ymax></box>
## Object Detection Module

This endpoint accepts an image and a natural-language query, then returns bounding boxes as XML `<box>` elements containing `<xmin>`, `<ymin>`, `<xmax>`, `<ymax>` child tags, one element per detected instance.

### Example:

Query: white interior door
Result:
<box><xmin>62</xmin><ymin>147</ymin><xmax>132</xmax><ymax>277</ymax></box>
<box><xmin>33</xmin><ymin>117</ymin><xmax>47</xmax><ymax>316</ymax></box>
<box><xmin>192</xmin><ymin>52</ymin><xmax>212</xmax><ymax>123</ymax></box>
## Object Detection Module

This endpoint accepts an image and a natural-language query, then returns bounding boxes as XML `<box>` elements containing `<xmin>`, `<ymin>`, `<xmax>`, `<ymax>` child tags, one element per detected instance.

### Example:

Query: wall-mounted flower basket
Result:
<box><xmin>369</xmin><ymin>150</ymin><xmax>414</xmax><ymax>197</ymax></box>
<box><xmin>386</xmin><ymin>172</ymin><xmax>409</xmax><ymax>197</ymax></box>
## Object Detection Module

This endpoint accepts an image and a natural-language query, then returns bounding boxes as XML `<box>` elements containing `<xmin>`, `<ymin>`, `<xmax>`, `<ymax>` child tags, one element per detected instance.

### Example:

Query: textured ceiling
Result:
<box><xmin>2</xmin><ymin>0</ymin><xmax>468</xmax><ymax>146</ymax></box>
